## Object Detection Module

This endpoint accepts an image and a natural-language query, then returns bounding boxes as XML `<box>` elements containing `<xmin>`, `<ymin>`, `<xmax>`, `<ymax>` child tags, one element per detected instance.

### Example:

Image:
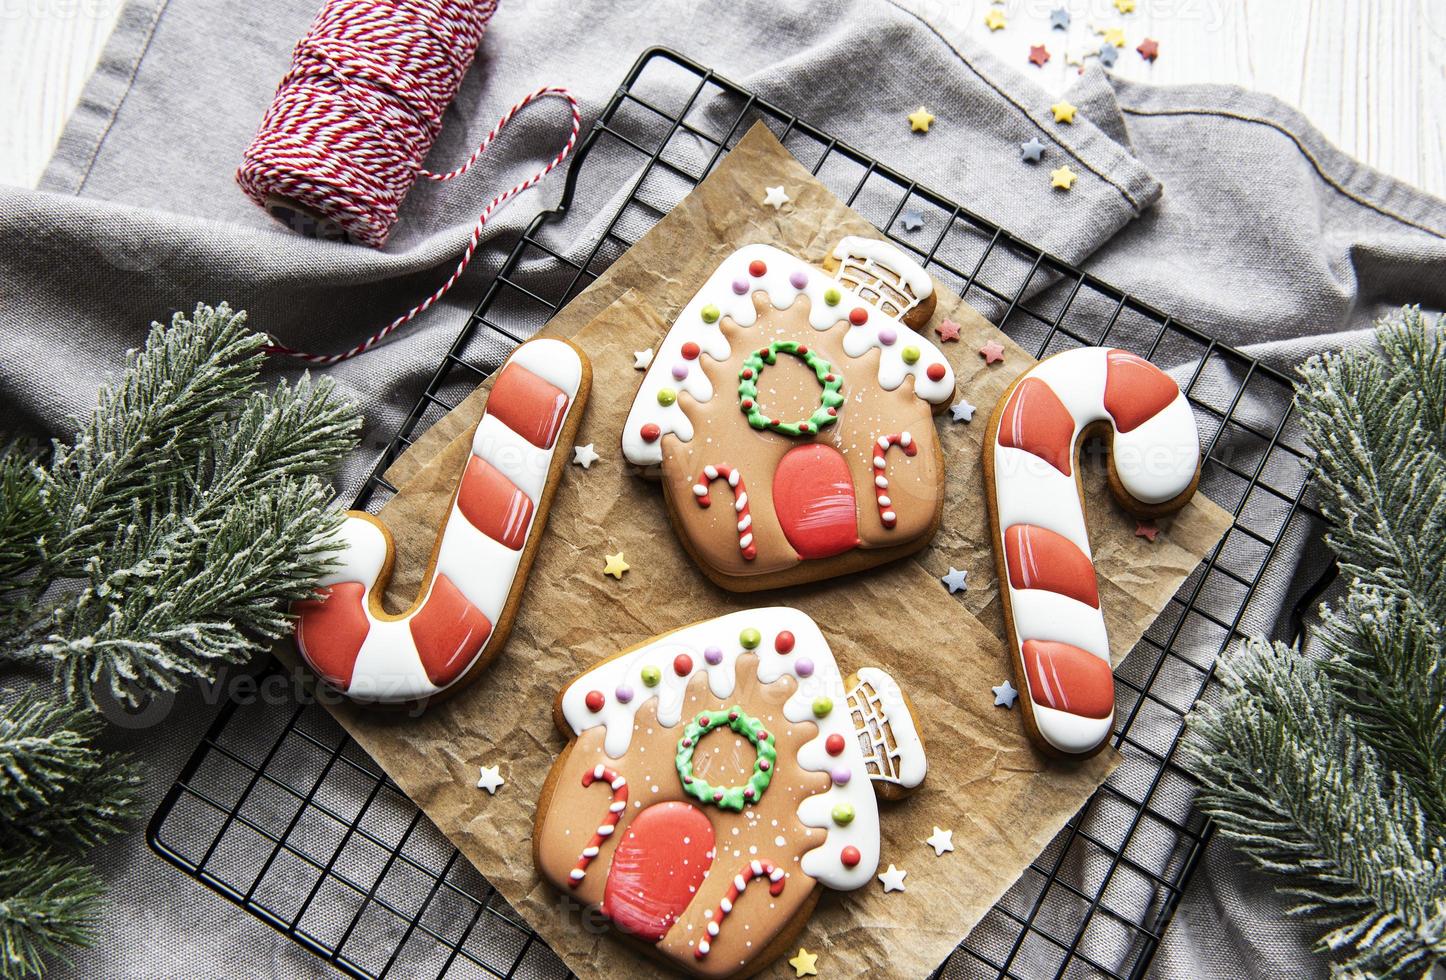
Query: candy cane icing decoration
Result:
<box><xmin>694</xmin><ymin>859</ymin><xmax>787</xmax><ymax>959</ymax></box>
<box><xmin>871</xmin><ymin>432</ymin><xmax>916</xmax><ymax>527</ymax></box>
<box><xmin>568</xmin><ymin>764</ymin><xmax>629</xmax><ymax>887</ymax></box>
<box><xmin>293</xmin><ymin>338</ymin><xmax>590</xmax><ymax>702</ymax></box>
<box><xmin>692</xmin><ymin>464</ymin><xmax>757</xmax><ymax>560</ymax></box>
<box><xmin>986</xmin><ymin>348</ymin><xmax>1200</xmax><ymax>756</ymax></box>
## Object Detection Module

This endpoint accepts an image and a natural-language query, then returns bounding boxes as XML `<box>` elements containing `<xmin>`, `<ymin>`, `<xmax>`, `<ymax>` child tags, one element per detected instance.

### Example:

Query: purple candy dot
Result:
<box><xmin>704</xmin><ymin>645</ymin><xmax>723</xmax><ymax>665</ymax></box>
<box><xmin>672</xmin><ymin>363</ymin><xmax>688</xmax><ymax>380</ymax></box>
<box><xmin>732</xmin><ymin>278</ymin><xmax>749</xmax><ymax>295</ymax></box>
<box><xmin>878</xmin><ymin>327</ymin><xmax>898</xmax><ymax>346</ymax></box>
<box><xmin>615</xmin><ymin>684</ymin><xmax>634</xmax><ymax>704</ymax></box>
<box><xmin>831</xmin><ymin>766</ymin><xmax>852</xmax><ymax>785</ymax></box>
<box><xmin>789</xmin><ymin>270</ymin><xmax>808</xmax><ymax>289</ymax></box>
<box><xmin>794</xmin><ymin>657</ymin><xmax>814</xmax><ymax>678</ymax></box>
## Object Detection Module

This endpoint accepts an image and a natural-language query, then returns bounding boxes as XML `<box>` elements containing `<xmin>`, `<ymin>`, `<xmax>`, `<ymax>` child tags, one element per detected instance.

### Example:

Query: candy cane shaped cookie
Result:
<box><xmin>694</xmin><ymin>859</ymin><xmax>787</xmax><ymax>960</ymax></box>
<box><xmin>871</xmin><ymin>432</ymin><xmax>917</xmax><ymax>527</ymax></box>
<box><xmin>692</xmin><ymin>464</ymin><xmax>757</xmax><ymax>560</ymax></box>
<box><xmin>984</xmin><ymin>348</ymin><xmax>1200</xmax><ymax>756</ymax></box>
<box><xmin>568</xmin><ymin>764</ymin><xmax>629</xmax><ymax>887</ymax></box>
<box><xmin>293</xmin><ymin>338</ymin><xmax>591</xmax><ymax>703</ymax></box>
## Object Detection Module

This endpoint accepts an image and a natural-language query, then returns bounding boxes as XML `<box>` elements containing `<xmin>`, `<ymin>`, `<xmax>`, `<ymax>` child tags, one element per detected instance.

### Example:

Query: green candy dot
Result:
<box><xmin>832</xmin><ymin>803</ymin><xmax>855</xmax><ymax>825</ymax></box>
<box><xmin>641</xmin><ymin>665</ymin><xmax>661</xmax><ymax>687</ymax></box>
<box><xmin>657</xmin><ymin>387</ymin><xmax>677</xmax><ymax>407</ymax></box>
<box><xmin>902</xmin><ymin>345</ymin><xmax>921</xmax><ymax>365</ymax></box>
<box><xmin>701</xmin><ymin>304</ymin><xmax>721</xmax><ymax>323</ymax></box>
<box><xmin>824</xmin><ymin>287</ymin><xmax>841</xmax><ymax>306</ymax></box>
<box><xmin>812</xmin><ymin>697</ymin><xmax>833</xmax><ymax>717</ymax></box>
<box><xmin>740</xmin><ymin>628</ymin><xmax>761</xmax><ymax>650</ymax></box>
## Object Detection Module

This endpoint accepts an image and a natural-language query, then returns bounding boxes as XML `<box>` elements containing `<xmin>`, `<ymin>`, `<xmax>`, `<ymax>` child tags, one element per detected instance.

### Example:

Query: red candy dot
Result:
<box><xmin>682</xmin><ymin>342</ymin><xmax>700</xmax><ymax>360</ymax></box>
<box><xmin>775</xmin><ymin>631</ymin><xmax>795</xmax><ymax>654</ymax></box>
<box><xmin>584</xmin><ymin>690</ymin><xmax>605</xmax><ymax>712</ymax></box>
<box><xmin>825</xmin><ymin>733</ymin><xmax>846</xmax><ymax>756</ymax></box>
<box><xmin>741</xmin><ymin>398</ymin><xmax>754</xmax><ymax>409</ymax></box>
<box><xmin>849</xmin><ymin>307</ymin><xmax>868</xmax><ymax>326</ymax></box>
<box><xmin>927</xmin><ymin>362</ymin><xmax>947</xmax><ymax>382</ymax></box>
<box><xmin>673</xmin><ymin>654</ymin><xmax>693</xmax><ymax>676</ymax></box>
<box><xmin>797</xmin><ymin>345</ymin><xmax>809</xmax><ymax>355</ymax></box>
<box><xmin>749</xmin><ymin>259</ymin><xmax>767</xmax><ymax>277</ymax></box>
<box><xmin>640</xmin><ymin>423</ymin><xmax>661</xmax><ymax>443</ymax></box>
<box><xmin>840</xmin><ymin>846</ymin><xmax>862</xmax><ymax>868</ymax></box>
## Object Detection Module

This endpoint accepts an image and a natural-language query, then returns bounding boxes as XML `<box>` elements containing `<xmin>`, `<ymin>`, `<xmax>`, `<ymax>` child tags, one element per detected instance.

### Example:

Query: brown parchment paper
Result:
<box><xmin>275</xmin><ymin>124</ymin><xmax>1234</xmax><ymax>979</ymax></box>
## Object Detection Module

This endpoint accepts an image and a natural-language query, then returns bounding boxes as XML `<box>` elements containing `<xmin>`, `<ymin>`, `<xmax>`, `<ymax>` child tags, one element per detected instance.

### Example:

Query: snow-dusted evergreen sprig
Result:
<box><xmin>0</xmin><ymin>847</ymin><xmax>106</xmax><ymax>980</ymax></box>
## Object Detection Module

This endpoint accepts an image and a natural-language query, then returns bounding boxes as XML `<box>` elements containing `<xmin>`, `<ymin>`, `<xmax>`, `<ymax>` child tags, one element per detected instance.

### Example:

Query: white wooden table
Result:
<box><xmin>2</xmin><ymin>0</ymin><xmax>1442</xmax><ymax>197</ymax></box>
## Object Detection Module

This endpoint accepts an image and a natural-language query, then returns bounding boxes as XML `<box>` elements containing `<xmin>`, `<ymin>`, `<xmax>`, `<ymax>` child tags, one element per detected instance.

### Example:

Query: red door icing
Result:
<box><xmin>1004</xmin><ymin>524</ymin><xmax>1101</xmax><ymax>608</ymax></box>
<box><xmin>998</xmin><ymin>377</ymin><xmax>1076</xmax><ymax>476</ymax></box>
<box><xmin>1103</xmin><ymin>349</ymin><xmax>1178</xmax><ymax>432</ymax></box>
<box><xmin>456</xmin><ymin>456</ymin><xmax>534</xmax><ymax>550</ymax></box>
<box><xmin>1022</xmin><ymin>639</ymin><xmax>1115</xmax><ymax>718</ymax></box>
<box><xmin>409</xmin><ymin>574</ymin><xmax>493</xmax><ymax>687</ymax></box>
<box><xmin>602</xmin><ymin>802</ymin><xmax>715</xmax><ymax>943</ymax></box>
<box><xmin>771</xmin><ymin>444</ymin><xmax>860</xmax><ymax>560</ymax></box>
<box><xmin>486</xmin><ymin>362</ymin><xmax>570</xmax><ymax>449</ymax></box>
<box><xmin>294</xmin><ymin>582</ymin><xmax>369</xmax><ymax>690</ymax></box>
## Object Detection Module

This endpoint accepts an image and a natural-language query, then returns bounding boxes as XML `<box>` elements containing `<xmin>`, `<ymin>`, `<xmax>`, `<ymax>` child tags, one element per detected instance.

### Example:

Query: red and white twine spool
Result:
<box><xmin>237</xmin><ymin>0</ymin><xmax>581</xmax><ymax>364</ymax></box>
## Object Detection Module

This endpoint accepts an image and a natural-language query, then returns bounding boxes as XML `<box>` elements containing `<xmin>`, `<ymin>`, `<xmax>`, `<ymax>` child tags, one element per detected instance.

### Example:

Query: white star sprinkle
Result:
<box><xmin>941</xmin><ymin>567</ymin><xmax>968</xmax><ymax>593</ymax></box>
<box><xmin>476</xmin><ymin>764</ymin><xmax>505</xmax><ymax>794</ymax></box>
<box><xmin>993</xmin><ymin>680</ymin><xmax>1019</xmax><ymax>708</ymax></box>
<box><xmin>950</xmin><ymin>399</ymin><xmax>976</xmax><ymax>423</ymax></box>
<box><xmin>878</xmin><ymin>864</ymin><xmax>908</xmax><ymax>892</ymax></box>
<box><xmin>762</xmin><ymin>185</ymin><xmax>790</xmax><ymax>209</ymax></box>
<box><xmin>572</xmin><ymin>443</ymin><xmax>599</xmax><ymax>469</ymax></box>
<box><xmin>925</xmin><ymin>827</ymin><xmax>955</xmax><ymax>856</ymax></box>
<box><xmin>634</xmin><ymin>349</ymin><xmax>653</xmax><ymax>370</ymax></box>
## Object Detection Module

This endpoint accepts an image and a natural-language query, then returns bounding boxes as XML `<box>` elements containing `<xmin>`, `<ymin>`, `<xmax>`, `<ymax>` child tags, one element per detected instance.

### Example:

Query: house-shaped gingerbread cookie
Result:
<box><xmin>622</xmin><ymin>239</ymin><xmax>956</xmax><ymax>591</ymax></box>
<box><xmin>534</xmin><ymin>608</ymin><xmax>926</xmax><ymax>979</ymax></box>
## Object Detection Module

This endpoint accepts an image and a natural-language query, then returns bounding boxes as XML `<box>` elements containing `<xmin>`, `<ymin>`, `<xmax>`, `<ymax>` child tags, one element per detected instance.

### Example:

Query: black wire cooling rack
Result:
<box><xmin>149</xmin><ymin>47</ymin><xmax>1326</xmax><ymax>980</ymax></box>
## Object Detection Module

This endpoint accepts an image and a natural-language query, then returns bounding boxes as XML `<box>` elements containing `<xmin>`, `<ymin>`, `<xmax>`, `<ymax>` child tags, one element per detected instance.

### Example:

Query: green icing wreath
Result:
<box><xmin>675</xmin><ymin>706</ymin><xmax>777</xmax><ymax>812</ymax></box>
<box><xmin>737</xmin><ymin>340</ymin><xmax>844</xmax><ymax>437</ymax></box>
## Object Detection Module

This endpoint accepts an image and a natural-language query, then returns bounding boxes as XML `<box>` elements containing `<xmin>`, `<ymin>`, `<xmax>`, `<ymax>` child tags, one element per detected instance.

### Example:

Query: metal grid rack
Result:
<box><xmin>149</xmin><ymin>48</ymin><xmax>1323</xmax><ymax>980</ymax></box>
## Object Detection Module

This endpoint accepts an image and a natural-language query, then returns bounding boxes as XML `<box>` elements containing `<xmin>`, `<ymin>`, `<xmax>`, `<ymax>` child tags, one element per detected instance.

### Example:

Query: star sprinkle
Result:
<box><xmin>1050</xmin><ymin>100</ymin><xmax>1077</xmax><ymax>124</ymax></box>
<box><xmin>633</xmin><ymin>349</ymin><xmax>653</xmax><ymax>370</ymax></box>
<box><xmin>950</xmin><ymin>399</ymin><xmax>976</xmax><ymax>423</ymax></box>
<box><xmin>1137</xmin><ymin>37</ymin><xmax>1160</xmax><ymax>61</ymax></box>
<box><xmin>1028</xmin><ymin>44</ymin><xmax>1051</xmax><ymax>67</ymax></box>
<box><xmin>941</xmin><ymin>567</ymin><xmax>968</xmax><ymax>593</ymax></box>
<box><xmin>908</xmin><ymin>106</ymin><xmax>935</xmax><ymax>133</ymax></box>
<box><xmin>925</xmin><ymin>826</ymin><xmax>955</xmax><ymax>856</ymax></box>
<box><xmin>476</xmin><ymin>765</ymin><xmax>505</xmax><ymax>794</ymax></box>
<box><xmin>1136</xmin><ymin>521</ymin><xmax>1160</xmax><ymax>542</ymax></box>
<box><xmin>1051</xmin><ymin>165</ymin><xmax>1079</xmax><ymax>190</ymax></box>
<box><xmin>900</xmin><ymin>208</ymin><xmax>925</xmax><ymax>232</ymax></box>
<box><xmin>984</xmin><ymin>8</ymin><xmax>1007</xmax><ymax>30</ymax></box>
<box><xmin>788</xmin><ymin>948</ymin><xmax>819</xmax><ymax>977</ymax></box>
<box><xmin>1100</xmin><ymin>26</ymin><xmax>1127</xmax><ymax>47</ymax></box>
<box><xmin>993</xmin><ymin>679</ymin><xmax>1019</xmax><ymax>708</ymax></box>
<box><xmin>572</xmin><ymin>443</ymin><xmax>599</xmax><ymax>469</ymax></box>
<box><xmin>1049</xmin><ymin>7</ymin><xmax>1070</xmax><ymax>30</ymax></box>
<box><xmin>1019</xmin><ymin>137</ymin><xmax>1046</xmax><ymax>163</ymax></box>
<box><xmin>1114</xmin><ymin>0</ymin><xmax>1136</xmax><ymax>11</ymax></box>
<box><xmin>603</xmin><ymin>552</ymin><xmax>630</xmax><ymax>579</ymax></box>
<box><xmin>935</xmin><ymin>318</ymin><xmax>961</xmax><ymax>341</ymax></box>
<box><xmin>763</xmin><ymin>185</ymin><xmax>790</xmax><ymax>209</ymax></box>
<box><xmin>878</xmin><ymin>864</ymin><xmax>908</xmax><ymax>892</ymax></box>
<box><xmin>979</xmin><ymin>340</ymin><xmax>1006</xmax><ymax>364</ymax></box>
<box><xmin>1098</xmin><ymin>43</ymin><xmax>1119</xmax><ymax>67</ymax></box>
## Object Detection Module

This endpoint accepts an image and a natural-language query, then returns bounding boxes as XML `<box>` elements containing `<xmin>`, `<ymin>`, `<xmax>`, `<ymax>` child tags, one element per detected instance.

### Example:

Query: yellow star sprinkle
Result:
<box><xmin>789</xmin><ymin>947</ymin><xmax>819</xmax><ymax>977</ymax></box>
<box><xmin>907</xmin><ymin>106</ymin><xmax>935</xmax><ymax>133</ymax></box>
<box><xmin>1050</xmin><ymin>101</ymin><xmax>1077</xmax><ymax>124</ymax></box>
<box><xmin>1101</xmin><ymin>26</ymin><xmax>1127</xmax><ymax>47</ymax></box>
<box><xmin>603</xmin><ymin>552</ymin><xmax>630</xmax><ymax>579</ymax></box>
<box><xmin>1114</xmin><ymin>0</ymin><xmax>1136</xmax><ymax>11</ymax></box>
<box><xmin>984</xmin><ymin>8</ymin><xmax>1007</xmax><ymax>30</ymax></box>
<box><xmin>1051</xmin><ymin>165</ymin><xmax>1079</xmax><ymax>190</ymax></box>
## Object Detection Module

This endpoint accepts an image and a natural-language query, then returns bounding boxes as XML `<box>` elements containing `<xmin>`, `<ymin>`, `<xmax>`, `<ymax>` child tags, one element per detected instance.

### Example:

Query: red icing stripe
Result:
<box><xmin>771</xmin><ymin>444</ymin><xmax>859</xmax><ymax>560</ymax></box>
<box><xmin>487</xmin><ymin>362</ymin><xmax>570</xmax><ymax>449</ymax></box>
<box><xmin>1104</xmin><ymin>349</ymin><xmax>1179</xmax><ymax>433</ymax></box>
<box><xmin>409</xmin><ymin>574</ymin><xmax>493</xmax><ymax>687</ymax></box>
<box><xmin>1004</xmin><ymin>524</ymin><xmax>1100</xmax><ymax>608</ymax></box>
<box><xmin>294</xmin><ymin>582</ymin><xmax>369</xmax><ymax>691</ymax></box>
<box><xmin>456</xmin><ymin>456</ymin><xmax>534</xmax><ymax>550</ymax></box>
<box><xmin>998</xmin><ymin>377</ymin><xmax>1075</xmax><ymax>476</ymax></box>
<box><xmin>1022</xmin><ymin>640</ymin><xmax>1114</xmax><ymax>719</ymax></box>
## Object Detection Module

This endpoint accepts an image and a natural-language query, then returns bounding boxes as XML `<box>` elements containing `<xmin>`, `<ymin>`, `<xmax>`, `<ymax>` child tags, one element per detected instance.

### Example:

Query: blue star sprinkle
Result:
<box><xmin>900</xmin><ymin>208</ymin><xmax>925</xmax><ymax>232</ymax></box>
<box><xmin>941</xmin><ymin>567</ymin><xmax>968</xmax><ymax>594</ymax></box>
<box><xmin>1019</xmin><ymin>137</ymin><xmax>1046</xmax><ymax>163</ymax></box>
<box><xmin>1098</xmin><ymin>43</ymin><xmax>1118</xmax><ymax>68</ymax></box>
<box><xmin>950</xmin><ymin>399</ymin><xmax>976</xmax><ymax>422</ymax></box>
<box><xmin>992</xmin><ymin>680</ymin><xmax>1019</xmax><ymax>708</ymax></box>
<box><xmin>1049</xmin><ymin>7</ymin><xmax>1070</xmax><ymax>30</ymax></box>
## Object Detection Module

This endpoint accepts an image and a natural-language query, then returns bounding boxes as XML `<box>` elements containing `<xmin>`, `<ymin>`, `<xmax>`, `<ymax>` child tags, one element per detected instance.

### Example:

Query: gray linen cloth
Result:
<box><xmin>1</xmin><ymin>0</ymin><xmax>1443</xmax><ymax>977</ymax></box>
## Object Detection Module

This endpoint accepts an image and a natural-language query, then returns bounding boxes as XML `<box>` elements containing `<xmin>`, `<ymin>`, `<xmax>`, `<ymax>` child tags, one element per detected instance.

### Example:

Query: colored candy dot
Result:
<box><xmin>749</xmin><ymin>259</ymin><xmax>767</xmax><ymax>277</ymax></box>
<box><xmin>813</xmin><ymin>697</ymin><xmax>833</xmax><ymax>717</ymax></box>
<box><xmin>672</xmin><ymin>363</ymin><xmax>688</xmax><ymax>380</ymax></box>
<box><xmin>927</xmin><ymin>362</ymin><xmax>947</xmax><ymax>382</ymax></box>
<box><xmin>841</xmin><ymin>845</ymin><xmax>862</xmax><ymax>868</ymax></box>
<box><xmin>740</xmin><ymin>628</ymin><xmax>761</xmax><ymax>649</ymax></box>
<box><xmin>825</xmin><ymin>733</ymin><xmax>846</xmax><ymax>755</ymax></box>
<box><xmin>584</xmin><ymin>690</ymin><xmax>605</xmax><ymax>712</ymax></box>
<box><xmin>657</xmin><ymin>387</ymin><xmax>677</xmax><ymax>406</ymax></box>
<box><xmin>704</xmin><ymin>645</ymin><xmax>723</xmax><ymax>665</ymax></box>
<box><xmin>641</xmin><ymin>665</ymin><xmax>661</xmax><ymax>687</ymax></box>
<box><xmin>732</xmin><ymin>277</ymin><xmax>749</xmax><ymax>295</ymax></box>
<box><xmin>701</xmin><ymin>304</ymin><xmax>720</xmax><ymax>323</ymax></box>
<box><xmin>832</xmin><ymin>804</ymin><xmax>855</xmax><ymax>826</ymax></box>
<box><xmin>824</xmin><ymin>287</ymin><xmax>841</xmax><ymax>306</ymax></box>
<box><xmin>795</xmin><ymin>657</ymin><xmax>814</xmax><ymax>678</ymax></box>
<box><xmin>673</xmin><ymin>654</ymin><xmax>693</xmax><ymax>676</ymax></box>
<box><xmin>902</xmin><ymin>345</ymin><xmax>921</xmax><ymax>364</ymax></box>
<box><xmin>789</xmin><ymin>270</ymin><xmax>808</xmax><ymax>289</ymax></box>
<box><xmin>640</xmin><ymin>423</ymin><xmax>661</xmax><ymax>442</ymax></box>
<box><xmin>682</xmin><ymin>341</ymin><xmax>700</xmax><ymax>359</ymax></box>
<box><xmin>878</xmin><ymin>327</ymin><xmax>897</xmax><ymax>346</ymax></box>
<box><xmin>614</xmin><ymin>684</ymin><xmax>634</xmax><ymax>704</ymax></box>
<box><xmin>832</xmin><ymin>766</ymin><xmax>852</xmax><ymax>785</ymax></box>
<box><xmin>774</xmin><ymin>631</ymin><xmax>795</xmax><ymax>654</ymax></box>
<box><xmin>849</xmin><ymin>307</ymin><xmax>868</xmax><ymax>326</ymax></box>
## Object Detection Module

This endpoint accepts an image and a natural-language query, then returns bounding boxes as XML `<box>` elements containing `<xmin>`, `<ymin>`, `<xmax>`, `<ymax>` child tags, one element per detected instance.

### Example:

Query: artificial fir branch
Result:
<box><xmin>0</xmin><ymin>849</ymin><xmax>106</xmax><ymax>980</ymax></box>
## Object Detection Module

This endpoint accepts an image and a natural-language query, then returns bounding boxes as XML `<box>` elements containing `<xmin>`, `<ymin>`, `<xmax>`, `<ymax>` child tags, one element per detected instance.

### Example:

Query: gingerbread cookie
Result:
<box><xmin>534</xmin><ymin>608</ymin><xmax>926</xmax><ymax>978</ymax></box>
<box><xmin>983</xmin><ymin>348</ymin><xmax>1201</xmax><ymax>756</ymax></box>
<box><xmin>621</xmin><ymin>239</ymin><xmax>955</xmax><ymax>592</ymax></box>
<box><xmin>293</xmin><ymin>338</ymin><xmax>591</xmax><ymax>703</ymax></box>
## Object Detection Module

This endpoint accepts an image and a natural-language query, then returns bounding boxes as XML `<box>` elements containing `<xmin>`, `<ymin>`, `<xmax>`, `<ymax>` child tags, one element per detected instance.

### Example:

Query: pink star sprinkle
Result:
<box><xmin>935</xmin><ymin>319</ymin><xmax>961</xmax><ymax>342</ymax></box>
<box><xmin>979</xmin><ymin>340</ymin><xmax>1006</xmax><ymax>364</ymax></box>
<box><xmin>1135</xmin><ymin>521</ymin><xmax>1160</xmax><ymax>542</ymax></box>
